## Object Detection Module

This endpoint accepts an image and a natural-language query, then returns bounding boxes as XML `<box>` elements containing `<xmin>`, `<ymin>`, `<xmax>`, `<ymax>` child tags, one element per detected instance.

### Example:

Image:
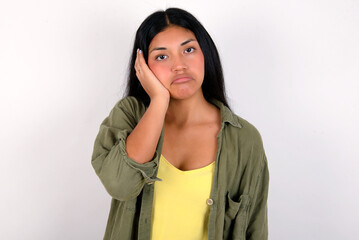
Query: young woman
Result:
<box><xmin>92</xmin><ymin>8</ymin><xmax>269</xmax><ymax>240</ymax></box>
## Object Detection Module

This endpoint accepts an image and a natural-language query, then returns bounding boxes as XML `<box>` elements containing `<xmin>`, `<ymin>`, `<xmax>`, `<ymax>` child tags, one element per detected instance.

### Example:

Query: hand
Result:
<box><xmin>135</xmin><ymin>49</ymin><xmax>170</xmax><ymax>102</ymax></box>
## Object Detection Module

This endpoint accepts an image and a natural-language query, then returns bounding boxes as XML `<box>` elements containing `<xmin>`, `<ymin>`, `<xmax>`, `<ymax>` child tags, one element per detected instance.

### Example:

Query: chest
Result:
<box><xmin>161</xmin><ymin>122</ymin><xmax>221</xmax><ymax>171</ymax></box>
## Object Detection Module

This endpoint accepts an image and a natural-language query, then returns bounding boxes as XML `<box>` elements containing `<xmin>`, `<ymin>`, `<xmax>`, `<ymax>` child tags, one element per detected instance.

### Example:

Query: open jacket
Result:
<box><xmin>91</xmin><ymin>96</ymin><xmax>269</xmax><ymax>240</ymax></box>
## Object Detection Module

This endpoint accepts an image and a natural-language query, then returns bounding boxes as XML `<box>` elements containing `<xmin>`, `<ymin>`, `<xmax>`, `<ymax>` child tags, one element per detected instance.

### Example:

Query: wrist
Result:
<box><xmin>150</xmin><ymin>94</ymin><xmax>169</xmax><ymax>109</ymax></box>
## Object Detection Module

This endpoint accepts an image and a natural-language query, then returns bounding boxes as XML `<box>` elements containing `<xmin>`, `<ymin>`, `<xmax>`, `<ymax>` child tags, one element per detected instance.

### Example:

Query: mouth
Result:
<box><xmin>172</xmin><ymin>75</ymin><xmax>193</xmax><ymax>84</ymax></box>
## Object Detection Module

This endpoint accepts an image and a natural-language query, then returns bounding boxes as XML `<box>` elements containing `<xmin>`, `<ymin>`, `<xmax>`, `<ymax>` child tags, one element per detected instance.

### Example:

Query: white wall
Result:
<box><xmin>1</xmin><ymin>0</ymin><xmax>358</xmax><ymax>239</ymax></box>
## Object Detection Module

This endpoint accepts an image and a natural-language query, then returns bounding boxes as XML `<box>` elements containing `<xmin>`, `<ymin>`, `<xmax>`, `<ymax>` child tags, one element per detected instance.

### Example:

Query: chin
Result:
<box><xmin>169</xmin><ymin>88</ymin><xmax>202</xmax><ymax>101</ymax></box>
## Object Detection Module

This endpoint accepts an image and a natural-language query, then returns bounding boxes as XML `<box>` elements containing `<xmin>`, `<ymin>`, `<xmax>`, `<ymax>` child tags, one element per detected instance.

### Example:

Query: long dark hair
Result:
<box><xmin>125</xmin><ymin>7</ymin><xmax>230</xmax><ymax>108</ymax></box>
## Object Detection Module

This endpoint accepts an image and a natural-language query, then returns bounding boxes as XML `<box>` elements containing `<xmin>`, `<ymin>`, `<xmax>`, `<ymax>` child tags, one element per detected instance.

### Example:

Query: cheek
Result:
<box><xmin>199</xmin><ymin>53</ymin><xmax>205</xmax><ymax>70</ymax></box>
<box><xmin>148</xmin><ymin>62</ymin><xmax>170</xmax><ymax>82</ymax></box>
<box><xmin>191</xmin><ymin>54</ymin><xmax>205</xmax><ymax>75</ymax></box>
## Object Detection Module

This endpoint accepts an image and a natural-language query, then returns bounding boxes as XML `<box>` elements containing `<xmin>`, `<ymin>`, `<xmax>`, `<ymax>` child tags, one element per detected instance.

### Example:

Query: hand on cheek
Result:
<box><xmin>134</xmin><ymin>49</ymin><xmax>170</xmax><ymax>101</ymax></box>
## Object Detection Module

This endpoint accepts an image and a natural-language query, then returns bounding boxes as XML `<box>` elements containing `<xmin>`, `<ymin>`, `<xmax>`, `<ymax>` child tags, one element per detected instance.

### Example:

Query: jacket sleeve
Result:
<box><xmin>246</xmin><ymin>153</ymin><xmax>269</xmax><ymax>240</ymax></box>
<box><xmin>91</xmin><ymin>97</ymin><xmax>161</xmax><ymax>201</ymax></box>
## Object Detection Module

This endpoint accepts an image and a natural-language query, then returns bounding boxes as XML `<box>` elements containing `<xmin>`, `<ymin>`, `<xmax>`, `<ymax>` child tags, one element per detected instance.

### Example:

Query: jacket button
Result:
<box><xmin>206</xmin><ymin>198</ymin><xmax>214</xmax><ymax>206</ymax></box>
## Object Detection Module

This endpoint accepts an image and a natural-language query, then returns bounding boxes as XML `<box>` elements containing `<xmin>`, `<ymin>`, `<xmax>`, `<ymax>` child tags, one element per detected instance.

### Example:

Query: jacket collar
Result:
<box><xmin>209</xmin><ymin>99</ymin><xmax>242</xmax><ymax>128</ymax></box>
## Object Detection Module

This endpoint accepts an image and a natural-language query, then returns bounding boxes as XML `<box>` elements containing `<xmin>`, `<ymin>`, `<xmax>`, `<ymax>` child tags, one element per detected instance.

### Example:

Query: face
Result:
<box><xmin>148</xmin><ymin>25</ymin><xmax>205</xmax><ymax>100</ymax></box>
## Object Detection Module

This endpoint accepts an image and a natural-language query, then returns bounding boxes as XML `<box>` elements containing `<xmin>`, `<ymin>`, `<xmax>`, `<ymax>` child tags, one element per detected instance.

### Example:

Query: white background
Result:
<box><xmin>1</xmin><ymin>0</ymin><xmax>358</xmax><ymax>239</ymax></box>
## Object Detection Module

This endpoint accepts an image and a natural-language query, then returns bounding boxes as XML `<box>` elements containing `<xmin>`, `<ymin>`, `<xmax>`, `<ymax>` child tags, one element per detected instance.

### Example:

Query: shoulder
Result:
<box><xmin>236</xmin><ymin>115</ymin><xmax>263</xmax><ymax>146</ymax></box>
<box><xmin>115</xmin><ymin>96</ymin><xmax>146</xmax><ymax>112</ymax></box>
<box><xmin>226</xmin><ymin>112</ymin><xmax>266</xmax><ymax>162</ymax></box>
<box><xmin>223</xmin><ymin>106</ymin><xmax>264</xmax><ymax>147</ymax></box>
<box><xmin>228</xmin><ymin>113</ymin><xmax>268</xmax><ymax>175</ymax></box>
<box><xmin>112</xmin><ymin>96</ymin><xmax>147</xmax><ymax>119</ymax></box>
<box><xmin>102</xmin><ymin>97</ymin><xmax>147</xmax><ymax>127</ymax></box>
<box><xmin>211</xmin><ymin>99</ymin><xmax>263</xmax><ymax>146</ymax></box>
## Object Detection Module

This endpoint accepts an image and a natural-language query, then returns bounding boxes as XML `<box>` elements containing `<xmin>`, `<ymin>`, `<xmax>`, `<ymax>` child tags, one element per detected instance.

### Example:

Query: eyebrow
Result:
<box><xmin>149</xmin><ymin>39</ymin><xmax>197</xmax><ymax>53</ymax></box>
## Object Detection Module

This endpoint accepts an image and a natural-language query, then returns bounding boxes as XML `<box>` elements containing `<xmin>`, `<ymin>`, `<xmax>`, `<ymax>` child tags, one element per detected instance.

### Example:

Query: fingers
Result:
<box><xmin>135</xmin><ymin>49</ymin><xmax>146</xmax><ymax>77</ymax></box>
<box><xmin>133</xmin><ymin>49</ymin><xmax>170</xmax><ymax>100</ymax></box>
<box><xmin>135</xmin><ymin>49</ymin><xmax>141</xmax><ymax>76</ymax></box>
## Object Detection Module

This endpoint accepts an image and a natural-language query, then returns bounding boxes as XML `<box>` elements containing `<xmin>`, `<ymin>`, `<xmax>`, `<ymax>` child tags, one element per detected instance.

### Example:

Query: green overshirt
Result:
<box><xmin>92</xmin><ymin>96</ymin><xmax>269</xmax><ymax>240</ymax></box>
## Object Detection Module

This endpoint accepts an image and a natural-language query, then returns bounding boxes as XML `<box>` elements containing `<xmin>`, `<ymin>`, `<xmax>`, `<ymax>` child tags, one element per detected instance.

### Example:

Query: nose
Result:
<box><xmin>171</xmin><ymin>55</ymin><xmax>187</xmax><ymax>72</ymax></box>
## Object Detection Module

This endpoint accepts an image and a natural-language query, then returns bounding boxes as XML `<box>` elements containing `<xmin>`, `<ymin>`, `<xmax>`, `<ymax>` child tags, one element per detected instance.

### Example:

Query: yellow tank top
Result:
<box><xmin>150</xmin><ymin>154</ymin><xmax>215</xmax><ymax>240</ymax></box>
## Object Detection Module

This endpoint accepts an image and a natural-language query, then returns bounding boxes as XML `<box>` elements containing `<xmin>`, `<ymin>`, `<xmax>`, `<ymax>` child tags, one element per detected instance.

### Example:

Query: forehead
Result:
<box><xmin>149</xmin><ymin>26</ymin><xmax>197</xmax><ymax>49</ymax></box>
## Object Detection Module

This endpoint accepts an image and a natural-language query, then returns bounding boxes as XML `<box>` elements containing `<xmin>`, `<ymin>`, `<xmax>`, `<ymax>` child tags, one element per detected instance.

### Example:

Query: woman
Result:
<box><xmin>92</xmin><ymin>8</ymin><xmax>269</xmax><ymax>240</ymax></box>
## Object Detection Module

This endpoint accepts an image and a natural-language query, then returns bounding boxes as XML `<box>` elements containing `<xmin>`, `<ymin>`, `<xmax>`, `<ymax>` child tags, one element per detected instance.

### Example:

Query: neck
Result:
<box><xmin>165</xmin><ymin>92</ymin><xmax>217</xmax><ymax>127</ymax></box>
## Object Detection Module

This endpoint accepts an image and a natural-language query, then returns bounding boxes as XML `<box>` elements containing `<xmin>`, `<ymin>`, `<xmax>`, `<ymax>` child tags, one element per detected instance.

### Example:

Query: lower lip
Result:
<box><xmin>173</xmin><ymin>77</ymin><xmax>192</xmax><ymax>84</ymax></box>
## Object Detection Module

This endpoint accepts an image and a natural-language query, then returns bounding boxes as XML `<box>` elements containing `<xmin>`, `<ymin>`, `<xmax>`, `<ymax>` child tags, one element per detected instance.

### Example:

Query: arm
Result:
<box><xmin>246</xmin><ymin>153</ymin><xmax>269</xmax><ymax>240</ymax></box>
<box><xmin>91</xmin><ymin>49</ymin><xmax>170</xmax><ymax>201</ymax></box>
<box><xmin>126</xmin><ymin>49</ymin><xmax>170</xmax><ymax>163</ymax></box>
<box><xmin>126</xmin><ymin>96</ymin><xmax>168</xmax><ymax>163</ymax></box>
<box><xmin>91</xmin><ymin>97</ymin><xmax>163</xmax><ymax>201</ymax></box>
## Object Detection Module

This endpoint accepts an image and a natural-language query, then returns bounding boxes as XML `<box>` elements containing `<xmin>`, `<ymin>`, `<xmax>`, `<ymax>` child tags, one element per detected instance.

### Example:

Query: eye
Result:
<box><xmin>155</xmin><ymin>55</ymin><xmax>168</xmax><ymax>61</ymax></box>
<box><xmin>184</xmin><ymin>47</ymin><xmax>195</xmax><ymax>53</ymax></box>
